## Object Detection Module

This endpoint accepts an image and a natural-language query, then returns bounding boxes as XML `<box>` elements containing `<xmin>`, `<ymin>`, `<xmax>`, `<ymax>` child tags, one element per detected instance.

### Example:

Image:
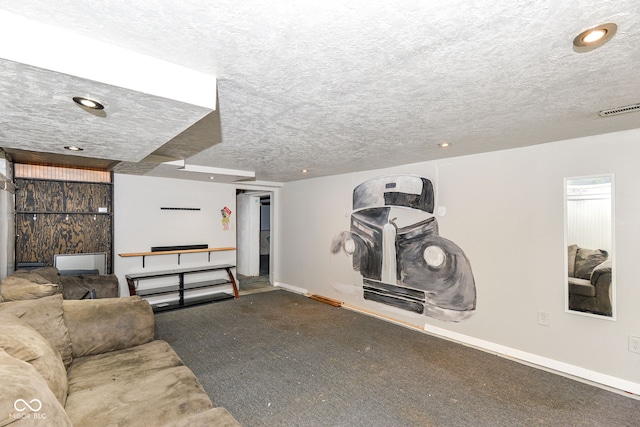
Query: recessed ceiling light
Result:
<box><xmin>64</xmin><ymin>146</ymin><xmax>84</xmax><ymax>152</ymax></box>
<box><xmin>573</xmin><ymin>23</ymin><xmax>617</xmax><ymax>52</ymax></box>
<box><xmin>438</xmin><ymin>142</ymin><xmax>452</xmax><ymax>148</ymax></box>
<box><xmin>73</xmin><ymin>96</ymin><xmax>104</xmax><ymax>110</ymax></box>
<box><xmin>301</xmin><ymin>169</ymin><xmax>309</xmax><ymax>173</ymax></box>
<box><xmin>209</xmin><ymin>176</ymin><xmax>215</xmax><ymax>180</ymax></box>
<box><xmin>582</xmin><ymin>29</ymin><xmax>607</xmax><ymax>43</ymax></box>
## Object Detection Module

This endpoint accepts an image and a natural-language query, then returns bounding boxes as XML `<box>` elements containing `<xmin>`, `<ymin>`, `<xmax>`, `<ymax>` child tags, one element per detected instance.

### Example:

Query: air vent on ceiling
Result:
<box><xmin>598</xmin><ymin>103</ymin><xmax>640</xmax><ymax>117</ymax></box>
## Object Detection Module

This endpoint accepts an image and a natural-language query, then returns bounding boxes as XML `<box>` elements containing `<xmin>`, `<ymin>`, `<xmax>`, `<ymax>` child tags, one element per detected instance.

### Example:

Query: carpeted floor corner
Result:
<box><xmin>154</xmin><ymin>290</ymin><xmax>640</xmax><ymax>427</ymax></box>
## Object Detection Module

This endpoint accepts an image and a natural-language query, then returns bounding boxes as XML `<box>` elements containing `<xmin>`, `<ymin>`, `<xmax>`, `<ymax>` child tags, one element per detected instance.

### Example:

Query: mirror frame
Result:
<box><xmin>564</xmin><ymin>173</ymin><xmax>616</xmax><ymax>320</ymax></box>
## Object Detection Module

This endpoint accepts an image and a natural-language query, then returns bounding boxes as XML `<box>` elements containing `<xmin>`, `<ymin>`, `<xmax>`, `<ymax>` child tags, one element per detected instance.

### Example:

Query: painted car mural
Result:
<box><xmin>331</xmin><ymin>174</ymin><xmax>476</xmax><ymax>322</ymax></box>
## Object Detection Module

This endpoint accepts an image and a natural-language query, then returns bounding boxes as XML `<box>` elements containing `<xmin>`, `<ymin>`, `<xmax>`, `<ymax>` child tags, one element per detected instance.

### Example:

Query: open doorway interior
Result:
<box><xmin>259</xmin><ymin>195</ymin><xmax>270</xmax><ymax>277</ymax></box>
<box><xmin>236</xmin><ymin>190</ymin><xmax>274</xmax><ymax>295</ymax></box>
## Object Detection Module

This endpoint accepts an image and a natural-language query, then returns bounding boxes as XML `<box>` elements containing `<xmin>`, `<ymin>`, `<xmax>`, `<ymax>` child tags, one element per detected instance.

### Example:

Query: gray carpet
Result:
<box><xmin>154</xmin><ymin>290</ymin><xmax>640</xmax><ymax>427</ymax></box>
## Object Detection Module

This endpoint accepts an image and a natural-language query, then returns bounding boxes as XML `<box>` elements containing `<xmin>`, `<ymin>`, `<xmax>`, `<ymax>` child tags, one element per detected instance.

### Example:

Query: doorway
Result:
<box><xmin>236</xmin><ymin>190</ymin><xmax>273</xmax><ymax>293</ymax></box>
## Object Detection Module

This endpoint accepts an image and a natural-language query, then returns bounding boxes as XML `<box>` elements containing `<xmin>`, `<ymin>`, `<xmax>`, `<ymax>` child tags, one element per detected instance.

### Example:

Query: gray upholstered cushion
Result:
<box><xmin>12</xmin><ymin>267</ymin><xmax>62</xmax><ymax>285</ymax></box>
<box><xmin>0</xmin><ymin>313</ymin><xmax>68</xmax><ymax>405</ymax></box>
<box><xmin>574</xmin><ymin>248</ymin><xmax>608</xmax><ymax>280</ymax></box>
<box><xmin>0</xmin><ymin>349</ymin><xmax>72</xmax><ymax>426</ymax></box>
<box><xmin>65</xmin><ymin>365</ymin><xmax>214</xmax><ymax>427</ymax></box>
<box><xmin>59</xmin><ymin>274</ymin><xmax>119</xmax><ymax>299</ymax></box>
<box><xmin>63</xmin><ymin>296</ymin><xmax>154</xmax><ymax>358</ymax></box>
<box><xmin>0</xmin><ymin>275</ymin><xmax>61</xmax><ymax>301</ymax></box>
<box><xmin>567</xmin><ymin>244</ymin><xmax>578</xmax><ymax>278</ymax></box>
<box><xmin>568</xmin><ymin>277</ymin><xmax>596</xmax><ymax>297</ymax></box>
<box><xmin>0</xmin><ymin>294</ymin><xmax>73</xmax><ymax>369</ymax></box>
<box><xmin>67</xmin><ymin>340</ymin><xmax>183</xmax><ymax>393</ymax></box>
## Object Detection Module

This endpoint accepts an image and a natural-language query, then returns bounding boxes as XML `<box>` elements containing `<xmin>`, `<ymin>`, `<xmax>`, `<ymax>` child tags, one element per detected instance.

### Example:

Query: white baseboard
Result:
<box><xmin>276</xmin><ymin>285</ymin><xmax>640</xmax><ymax>398</ymax></box>
<box><xmin>274</xmin><ymin>281</ymin><xmax>308</xmax><ymax>295</ymax></box>
<box><xmin>422</xmin><ymin>323</ymin><xmax>640</xmax><ymax>398</ymax></box>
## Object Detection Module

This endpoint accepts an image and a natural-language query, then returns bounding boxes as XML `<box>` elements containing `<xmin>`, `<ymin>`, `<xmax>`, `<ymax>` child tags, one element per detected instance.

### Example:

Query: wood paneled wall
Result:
<box><xmin>15</xmin><ymin>178</ymin><xmax>113</xmax><ymax>272</ymax></box>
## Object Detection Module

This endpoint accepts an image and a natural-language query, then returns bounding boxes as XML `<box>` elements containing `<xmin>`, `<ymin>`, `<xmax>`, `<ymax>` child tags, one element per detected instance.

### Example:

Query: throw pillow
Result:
<box><xmin>0</xmin><ymin>294</ymin><xmax>73</xmax><ymax>369</ymax></box>
<box><xmin>0</xmin><ymin>313</ymin><xmax>68</xmax><ymax>406</ymax></box>
<box><xmin>574</xmin><ymin>248</ymin><xmax>608</xmax><ymax>280</ymax></box>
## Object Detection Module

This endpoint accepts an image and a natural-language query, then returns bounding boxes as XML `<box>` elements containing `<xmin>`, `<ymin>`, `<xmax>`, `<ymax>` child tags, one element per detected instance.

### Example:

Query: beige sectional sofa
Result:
<box><xmin>0</xmin><ymin>278</ymin><xmax>240</xmax><ymax>426</ymax></box>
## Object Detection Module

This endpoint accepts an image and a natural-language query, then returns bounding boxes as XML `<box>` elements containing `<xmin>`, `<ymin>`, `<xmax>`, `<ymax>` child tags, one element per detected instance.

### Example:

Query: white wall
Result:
<box><xmin>276</xmin><ymin>128</ymin><xmax>640</xmax><ymax>394</ymax></box>
<box><xmin>113</xmin><ymin>174</ymin><xmax>237</xmax><ymax>296</ymax></box>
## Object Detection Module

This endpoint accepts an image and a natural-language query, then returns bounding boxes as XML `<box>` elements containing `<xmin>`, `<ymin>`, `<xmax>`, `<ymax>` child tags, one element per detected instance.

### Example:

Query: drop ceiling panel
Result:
<box><xmin>0</xmin><ymin>60</ymin><xmax>211</xmax><ymax>163</ymax></box>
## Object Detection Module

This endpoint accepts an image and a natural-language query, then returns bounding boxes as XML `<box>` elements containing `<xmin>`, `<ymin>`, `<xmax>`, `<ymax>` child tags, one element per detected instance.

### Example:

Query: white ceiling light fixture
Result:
<box><xmin>73</xmin><ymin>96</ymin><xmax>104</xmax><ymax>110</ymax></box>
<box><xmin>64</xmin><ymin>145</ymin><xmax>84</xmax><ymax>151</ymax></box>
<box><xmin>438</xmin><ymin>142</ymin><xmax>452</xmax><ymax>148</ymax></box>
<box><xmin>573</xmin><ymin>23</ymin><xmax>617</xmax><ymax>53</ymax></box>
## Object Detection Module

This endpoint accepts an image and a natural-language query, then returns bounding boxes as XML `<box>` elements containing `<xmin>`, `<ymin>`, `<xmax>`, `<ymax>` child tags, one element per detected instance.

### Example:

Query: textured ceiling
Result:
<box><xmin>1</xmin><ymin>1</ymin><xmax>639</xmax><ymax>183</ymax></box>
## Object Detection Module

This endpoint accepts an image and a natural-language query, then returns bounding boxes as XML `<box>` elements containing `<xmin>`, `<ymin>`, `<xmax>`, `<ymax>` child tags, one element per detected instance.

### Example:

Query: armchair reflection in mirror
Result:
<box><xmin>565</xmin><ymin>175</ymin><xmax>615</xmax><ymax>318</ymax></box>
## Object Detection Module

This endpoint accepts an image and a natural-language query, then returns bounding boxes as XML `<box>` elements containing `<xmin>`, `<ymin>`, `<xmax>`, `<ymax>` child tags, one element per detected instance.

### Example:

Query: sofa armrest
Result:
<box><xmin>590</xmin><ymin>260</ymin><xmax>612</xmax><ymax>289</ymax></box>
<box><xmin>63</xmin><ymin>296</ymin><xmax>154</xmax><ymax>358</ymax></box>
<box><xmin>590</xmin><ymin>260</ymin><xmax>613</xmax><ymax>315</ymax></box>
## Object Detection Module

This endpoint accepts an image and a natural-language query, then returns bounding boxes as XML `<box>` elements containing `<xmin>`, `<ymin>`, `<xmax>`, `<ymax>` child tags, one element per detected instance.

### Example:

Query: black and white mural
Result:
<box><xmin>331</xmin><ymin>175</ymin><xmax>476</xmax><ymax>322</ymax></box>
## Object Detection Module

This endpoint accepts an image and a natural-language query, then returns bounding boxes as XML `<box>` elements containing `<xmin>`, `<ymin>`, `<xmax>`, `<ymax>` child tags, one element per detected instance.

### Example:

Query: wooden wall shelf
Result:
<box><xmin>119</xmin><ymin>247</ymin><xmax>236</xmax><ymax>268</ymax></box>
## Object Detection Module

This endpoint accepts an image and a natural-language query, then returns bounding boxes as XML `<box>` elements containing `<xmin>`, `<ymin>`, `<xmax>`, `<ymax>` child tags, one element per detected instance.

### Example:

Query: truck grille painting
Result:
<box><xmin>331</xmin><ymin>175</ymin><xmax>476</xmax><ymax>322</ymax></box>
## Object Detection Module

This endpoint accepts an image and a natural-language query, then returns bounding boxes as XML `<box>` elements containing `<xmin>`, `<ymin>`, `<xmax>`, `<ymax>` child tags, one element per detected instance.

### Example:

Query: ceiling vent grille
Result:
<box><xmin>599</xmin><ymin>103</ymin><xmax>640</xmax><ymax>117</ymax></box>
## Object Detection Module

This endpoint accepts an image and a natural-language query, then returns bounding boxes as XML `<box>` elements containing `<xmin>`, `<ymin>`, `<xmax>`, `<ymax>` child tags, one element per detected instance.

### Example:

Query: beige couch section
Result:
<box><xmin>1</xmin><ymin>267</ymin><xmax>119</xmax><ymax>302</ymax></box>
<box><xmin>0</xmin><ymin>293</ymin><xmax>241</xmax><ymax>426</ymax></box>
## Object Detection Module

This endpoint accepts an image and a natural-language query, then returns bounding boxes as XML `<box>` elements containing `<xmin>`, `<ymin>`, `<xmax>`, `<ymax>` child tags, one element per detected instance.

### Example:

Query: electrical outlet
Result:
<box><xmin>538</xmin><ymin>311</ymin><xmax>549</xmax><ymax>326</ymax></box>
<box><xmin>629</xmin><ymin>336</ymin><xmax>640</xmax><ymax>354</ymax></box>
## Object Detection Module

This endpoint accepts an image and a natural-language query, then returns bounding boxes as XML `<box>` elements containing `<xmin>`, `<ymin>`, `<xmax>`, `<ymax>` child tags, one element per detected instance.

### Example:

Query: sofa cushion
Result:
<box><xmin>0</xmin><ymin>294</ymin><xmax>73</xmax><ymax>369</ymax></box>
<box><xmin>0</xmin><ymin>313</ymin><xmax>68</xmax><ymax>406</ymax></box>
<box><xmin>65</xmin><ymin>365</ymin><xmax>215</xmax><ymax>427</ymax></box>
<box><xmin>0</xmin><ymin>349</ymin><xmax>72</xmax><ymax>426</ymax></box>
<box><xmin>568</xmin><ymin>277</ymin><xmax>596</xmax><ymax>297</ymax></box>
<box><xmin>19</xmin><ymin>266</ymin><xmax>62</xmax><ymax>284</ymax></box>
<box><xmin>63</xmin><ymin>297</ymin><xmax>154</xmax><ymax>358</ymax></box>
<box><xmin>67</xmin><ymin>340</ymin><xmax>183</xmax><ymax>393</ymax></box>
<box><xmin>59</xmin><ymin>273</ymin><xmax>119</xmax><ymax>299</ymax></box>
<box><xmin>0</xmin><ymin>275</ymin><xmax>61</xmax><ymax>301</ymax></box>
<box><xmin>8</xmin><ymin>270</ymin><xmax>54</xmax><ymax>284</ymax></box>
<box><xmin>574</xmin><ymin>248</ymin><xmax>608</xmax><ymax>280</ymax></box>
<box><xmin>567</xmin><ymin>244</ymin><xmax>578</xmax><ymax>278</ymax></box>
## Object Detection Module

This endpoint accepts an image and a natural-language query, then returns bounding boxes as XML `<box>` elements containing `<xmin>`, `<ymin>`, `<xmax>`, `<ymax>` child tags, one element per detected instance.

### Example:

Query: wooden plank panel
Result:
<box><xmin>16</xmin><ymin>213</ymin><xmax>112</xmax><ymax>270</ymax></box>
<box><xmin>15</xmin><ymin>179</ymin><xmax>65</xmax><ymax>212</ymax></box>
<box><xmin>63</xmin><ymin>182</ymin><xmax>111</xmax><ymax>212</ymax></box>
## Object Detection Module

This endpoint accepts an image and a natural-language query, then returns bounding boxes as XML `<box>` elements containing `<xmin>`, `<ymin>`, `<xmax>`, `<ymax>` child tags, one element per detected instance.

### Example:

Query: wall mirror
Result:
<box><xmin>564</xmin><ymin>174</ymin><xmax>615</xmax><ymax>319</ymax></box>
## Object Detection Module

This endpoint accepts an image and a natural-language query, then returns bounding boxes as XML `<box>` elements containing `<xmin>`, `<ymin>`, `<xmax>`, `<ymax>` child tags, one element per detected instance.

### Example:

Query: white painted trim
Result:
<box><xmin>422</xmin><ymin>323</ymin><xmax>640</xmax><ymax>398</ymax></box>
<box><xmin>0</xmin><ymin>10</ymin><xmax>217</xmax><ymax>109</ymax></box>
<box><xmin>179</xmin><ymin>164</ymin><xmax>255</xmax><ymax>179</ymax></box>
<box><xmin>339</xmin><ymin>301</ymin><xmax>640</xmax><ymax>399</ymax></box>
<box><xmin>236</xmin><ymin>181</ymin><xmax>285</xmax><ymax>189</ymax></box>
<box><xmin>275</xmin><ymin>284</ymin><xmax>640</xmax><ymax>398</ymax></box>
<box><xmin>274</xmin><ymin>281</ymin><xmax>308</xmax><ymax>295</ymax></box>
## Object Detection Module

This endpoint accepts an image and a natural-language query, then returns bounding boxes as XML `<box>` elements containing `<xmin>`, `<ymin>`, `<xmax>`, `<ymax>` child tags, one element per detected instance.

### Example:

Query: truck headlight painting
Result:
<box><xmin>331</xmin><ymin>175</ymin><xmax>476</xmax><ymax>322</ymax></box>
